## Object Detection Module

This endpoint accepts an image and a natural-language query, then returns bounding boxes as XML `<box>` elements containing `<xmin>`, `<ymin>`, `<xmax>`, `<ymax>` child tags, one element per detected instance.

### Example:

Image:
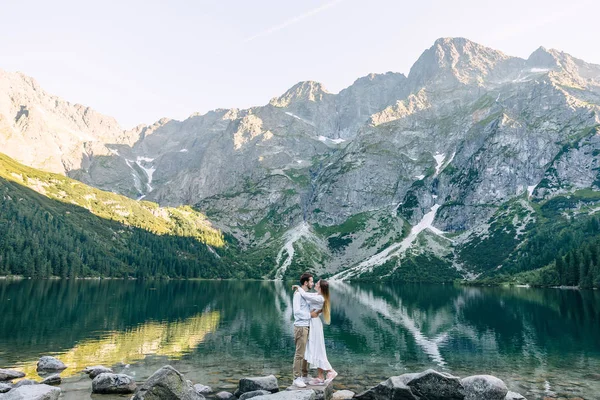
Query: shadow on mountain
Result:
<box><xmin>0</xmin><ymin>176</ymin><xmax>229</xmax><ymax>278</ymax></box>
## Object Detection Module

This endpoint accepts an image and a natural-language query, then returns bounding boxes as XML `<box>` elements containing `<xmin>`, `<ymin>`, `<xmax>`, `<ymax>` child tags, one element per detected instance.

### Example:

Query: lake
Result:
<box><xmin>1</xmin><ymin>280</ymin><xmax>599</xmax><ymax>399</ymax></box>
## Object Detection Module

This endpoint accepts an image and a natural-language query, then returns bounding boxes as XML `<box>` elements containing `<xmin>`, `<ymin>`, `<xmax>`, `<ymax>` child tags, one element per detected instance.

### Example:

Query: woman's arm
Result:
<box><xmin>297</xmin><ymin>287</ymin><xmax>324</xmax><ymax>310</ymax></box>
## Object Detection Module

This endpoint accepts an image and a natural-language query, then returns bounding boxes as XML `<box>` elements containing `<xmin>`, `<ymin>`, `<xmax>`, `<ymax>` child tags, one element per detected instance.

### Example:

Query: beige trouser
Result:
<box><xmin>293</xmin><ymin>326</ymin><xmax>309</xmax><ymax>378</ymax></box>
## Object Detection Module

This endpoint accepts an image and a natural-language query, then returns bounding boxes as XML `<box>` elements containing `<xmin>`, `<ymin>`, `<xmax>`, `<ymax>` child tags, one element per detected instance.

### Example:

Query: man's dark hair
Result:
<box><xmin>300</xmin><ymin>272</ymin><xmax>313</xmax><ymax>286</ymax></box>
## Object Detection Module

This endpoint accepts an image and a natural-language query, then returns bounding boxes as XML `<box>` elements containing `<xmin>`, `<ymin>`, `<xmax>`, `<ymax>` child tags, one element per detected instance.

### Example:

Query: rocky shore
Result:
<box><xmin>0</xmin><ymin>356</ymin><xmax>581</xmax><ymax>400</ymax></box>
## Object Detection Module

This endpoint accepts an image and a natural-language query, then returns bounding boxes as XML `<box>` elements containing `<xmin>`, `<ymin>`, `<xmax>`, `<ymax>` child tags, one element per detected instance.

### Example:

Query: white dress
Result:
<box><xmin>297</xmin><ymin>288</ymin><xmax>332</xmax><ymax>371</ymax></box>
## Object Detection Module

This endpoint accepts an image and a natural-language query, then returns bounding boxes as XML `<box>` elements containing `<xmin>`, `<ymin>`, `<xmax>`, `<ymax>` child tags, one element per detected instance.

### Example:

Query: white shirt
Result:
<box><xmin>293</xmin><ymin>290</ymin><xmax>311</xmax><ymax>327</ymax></box>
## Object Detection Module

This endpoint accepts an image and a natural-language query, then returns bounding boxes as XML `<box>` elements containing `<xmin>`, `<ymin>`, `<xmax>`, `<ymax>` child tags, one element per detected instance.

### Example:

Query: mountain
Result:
<box><xmin>0</xmin><ymin>153</ymin><xmax>232</xmax><ymax>278</ymax></box>
<box><xmin>2</xmin><ymin>37</ymin><xmax>600</xmax><ymax>285</ymax></box>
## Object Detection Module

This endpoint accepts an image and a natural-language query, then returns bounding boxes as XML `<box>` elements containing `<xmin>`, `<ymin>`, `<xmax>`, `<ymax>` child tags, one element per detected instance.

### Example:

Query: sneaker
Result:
<box><xmin>324</xmin><ymin>370</ymin><xmax>338</xmax><ymax>384</ymax></box>
<box><xmin>302</xmin><ymin>376</ymin><xmax>312</xmax><ymax>383</ymax></box>
<box><xmin>293</xmin><ymin>377</ymin><xmax>307</xmax><ymax>388</ymax></box>
<box><xmin>308</xmin><ymin>378</ymin><xmax>325</xmax><ymax>386</ymax></box>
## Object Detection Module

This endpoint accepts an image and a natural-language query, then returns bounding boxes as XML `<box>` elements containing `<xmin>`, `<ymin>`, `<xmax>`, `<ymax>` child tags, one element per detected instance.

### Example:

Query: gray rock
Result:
<box><xmin>0</xmin><ymin>370</ymin><xmax>24</xmax><ymax>383</ymax></box>
<box><xmin>286</xmin><ymin>382</ymin><xmax>333</xmax><ymax>400</ymax></box>
<box><xmin>91</xmin><ymin>373</ymin><xmax>136</xmax><ymax>394</ymax></box>
<box><xmin>461</xmin><ymin>375</ymin><xmax>507</xmax><ymax>400</ymax></box>
<box><xmin>36</xmin><ymin>357</ymin><xmax>66</xmax><ymax>372</ymax></box>
<box><xmin>355</xmin><ymin>375</ymin><xmax>418</xmax><ymax>400</ymax></box>
<box><xmin>405</xmin><ymin>369</ymin><xmax>465</xmax><ymax>400</ymax></box>
<box><xmin>0</xmin><ymin>384</ymin><xmax>60</xmax><ymax>400</ymax></box>
<box><xmin>194</xmin><ymin>384</ymin><xmax>213</xmax><ymax>395</ymax></box>
<box><xmin>0</xmin><ymin>383</ymin><xmax>12</xmax><ymax>393</ymax></box>
<box><xmin>40</xmin><ymin>375</ymin><xmax>61</xmax><ymax>386</ymax></box>
<box><xmin>131</xmin><ymin>365</ymin><xmax>202</xmax><ymax>400</ymax></box>
<box><xmin>240</xmin><ymin>390</ymin><xmax>272</xmax><ymax>400</ymax></box>
<box><xmin>251</xmin><ymin>390</ymin><xmax>316</xmax><ymax>400</ymax></box>
<box><xmin>504</xmin><ymin>392</ymin><xmax>526</xmax><ymax>400</ymax></box>
<box><xmin>332</xmin><ymin>390</ymin><xmax>355</xmax><ymax>400</ymax></box>
<box><xmin>83</xmin><ymin>365</ymin><xmax>114</xmax><ymax>379</ymax></box>
<box><xmin>238</xmin><ymin>375</ymin><xmax>279</xmax><ymax>394</ymax></box>
<box><xmin>215</xmin><ymin>391</ymin><xmax>236</xmax><ymax>400</ymax></box>
<box><xmin>13</xmin><ymin>379</ymin><xmax>37</xmax><ymax>388</ymax></box>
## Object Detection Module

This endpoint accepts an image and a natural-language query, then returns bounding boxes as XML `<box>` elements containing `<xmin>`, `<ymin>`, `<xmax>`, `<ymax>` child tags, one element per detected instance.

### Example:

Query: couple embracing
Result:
<box><xmin>291</xmin><ymin>272</ymin><xmax>338</xmax><ymax>388</ymax></box>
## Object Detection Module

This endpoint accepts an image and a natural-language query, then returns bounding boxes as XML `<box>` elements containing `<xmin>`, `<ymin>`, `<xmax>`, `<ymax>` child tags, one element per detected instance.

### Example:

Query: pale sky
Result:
<box><xmin>0</xmin><ymin>0</ymin><xmax>597</xmax><ymax>128</ymax></box>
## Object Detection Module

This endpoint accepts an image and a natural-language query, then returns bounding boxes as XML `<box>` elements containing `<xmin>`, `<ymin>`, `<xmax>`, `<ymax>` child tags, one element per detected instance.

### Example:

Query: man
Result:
<box><xmin>292</xmin><ymin>272</ymin><xmax>319</xmax><ymax>388</ymax></box>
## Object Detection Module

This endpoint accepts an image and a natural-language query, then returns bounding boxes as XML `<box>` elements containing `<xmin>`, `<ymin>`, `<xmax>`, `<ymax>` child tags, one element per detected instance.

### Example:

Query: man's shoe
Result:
<box><xmin>293</xmin><ymin>377</ymin><xmax>307</xmax><ymax>388</ymax></box>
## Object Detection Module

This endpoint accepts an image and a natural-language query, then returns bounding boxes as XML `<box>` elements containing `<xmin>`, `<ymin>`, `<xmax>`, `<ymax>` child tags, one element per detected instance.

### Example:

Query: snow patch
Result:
<box><xmin>179</xmin><ymin>149</ymin><xmax>189</xmax><ymax>153</ymax></box>
<box><xmin>285</xmin><ymin>111</ymin><xmax>315</xmax><ymax>127</ymax></box>
<box><xmin>531</xmin><ymin>68</ymin><xmax>550</xmax><ymax>73</ymax></box>
<box><xmin>527</xmin><ymin>184</ymin><xmax>536</xmax><ymax>198</ymax></box>
<box><xmin>107</xmin><ymin>148</ymin><xmax>120</xmax><ymax>156</ymax></box>
<box><xmin>135</xmin><ymin>156</ymin><xmax>156</xmax><ymax>192</ymax></box>
<box><xmin>318</xmin><ymin>136</ymin><xmax>346</xmax><ymax>144</ymax></box>
<box><xmin>331</xmin><ymin>204</ymin><xmax>443</xmax><ymax>280</ymax></box>
<box><xmin>274</xmin><ymin>222</ymin><xmax>315</xmax><ymax>280</ymax></box>
<box><xmin>415</xmin><ymin>175</ymin><xmax>425</xmax><ymax>180</ymax></box>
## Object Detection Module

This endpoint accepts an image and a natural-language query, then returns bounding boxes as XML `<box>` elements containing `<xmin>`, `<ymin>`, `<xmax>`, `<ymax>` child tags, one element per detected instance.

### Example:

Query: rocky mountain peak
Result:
<box><xmin>269</xmin><ymin>80</ymin><xmax>330</xmax><ymax>107</ymax></box>
<box><xmin>408</xmin><ymin>37</ymin><xmax>514</xmax><ymax>88</ymax></box>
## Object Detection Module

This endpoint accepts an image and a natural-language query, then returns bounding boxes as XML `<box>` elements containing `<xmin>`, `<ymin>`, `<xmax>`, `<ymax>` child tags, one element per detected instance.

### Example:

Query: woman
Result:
<box><xmin>292</xmin><ymin>279</ymin><xmax>338</xmax><ymax>385</ymax></box>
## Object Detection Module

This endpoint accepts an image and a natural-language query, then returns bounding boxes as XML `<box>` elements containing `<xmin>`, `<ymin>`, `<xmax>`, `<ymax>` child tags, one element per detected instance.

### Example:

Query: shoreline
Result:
<box><xmin>0</xmin><ymin>275</ymin><xmax>597</xmax><ymax>290</ymax></box>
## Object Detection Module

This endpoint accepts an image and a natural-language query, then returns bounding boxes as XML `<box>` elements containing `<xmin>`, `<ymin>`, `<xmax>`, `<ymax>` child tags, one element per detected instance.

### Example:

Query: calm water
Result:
<box><xmin>1</xmin><ymin>280</ymin><xmax>600</xmax><ymax>399</ymax></box>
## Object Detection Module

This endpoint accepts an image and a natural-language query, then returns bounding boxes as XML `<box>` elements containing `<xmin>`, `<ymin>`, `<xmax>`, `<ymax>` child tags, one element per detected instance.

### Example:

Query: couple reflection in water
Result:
<box><xmin>291</xmin><ymin>272</ymin><xmax>338</xmax><ymax>388</ymax></box>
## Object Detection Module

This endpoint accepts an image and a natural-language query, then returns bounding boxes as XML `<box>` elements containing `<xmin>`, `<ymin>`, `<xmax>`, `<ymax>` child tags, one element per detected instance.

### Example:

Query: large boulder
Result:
<box><xmin>0</xmin><ymin>384</ymin><xmax>60</xmax><ymax>400</ymax></box>
<box><xmin>240</xmin><ymin>390</ymin><xmax>272</xmax><ymax>400</ymax></box>
<box><xmin>36</xmin><ymin>357</ymin><xmax>66</xmax><ymax>372</ymax></box>
<box><xmin>238</xmin><ymin>375</ymin><xmax>279</xmax><ymax>395</ymax></box>
<box><xmin>355</xmin><ymin>375</ymin><xmax>418</xmax><ymax>400</ymax></box>
<box><xmin>405</xmin><ymin>370</ymin><xmax>464</xmax><ymax>400</ymax></box>
<box><xmin>131</xmin><ymin>365</ymin><xmax>203</xmax><ymax>400</ymax></box>
<box><xmin>83</xmin><ymin>365</ymin><xmax>114</xmax><ymax>379</ymax></box>
<box><xmin>92</xmin><ymin>373</ymin><xmax>136</xmax><ymax>394</ymax></box>
<box><xmin>461</xmin><ymin>375</ymin><xmax>508</xmax><ymax>400</ymax></box>
<box><xmin>251</xmin><ymin>390</ymin><xmax>316</xmax><ymax>400</ymax></box>
<box><xmin>0</xmin><ymin>370</ymin><xmax>24</xmax><ymax>382</ymax></box>
<box><xmin>286</xmin><ymin>381</ymin><xmax>333</xmax><ymax>400</ymax></box>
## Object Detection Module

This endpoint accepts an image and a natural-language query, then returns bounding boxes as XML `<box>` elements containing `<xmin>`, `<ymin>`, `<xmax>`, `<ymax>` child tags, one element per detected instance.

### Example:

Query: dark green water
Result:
<box><xmin>1</xmin><ymin>280</ymin><xmax>599</xmax><ymax>399</ymax></box>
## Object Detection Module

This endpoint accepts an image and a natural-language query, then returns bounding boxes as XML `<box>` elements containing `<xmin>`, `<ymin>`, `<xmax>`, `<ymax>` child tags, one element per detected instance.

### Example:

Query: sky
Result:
<box><xmin>0</xmin><ymin>0</ymin><xmax>597</xmax><ymax>128</ymax></box>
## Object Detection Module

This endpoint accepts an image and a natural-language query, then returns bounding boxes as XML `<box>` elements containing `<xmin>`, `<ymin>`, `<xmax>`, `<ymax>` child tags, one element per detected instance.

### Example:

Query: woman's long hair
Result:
<box><xmin>320</xmin><ymin>280</ymin><xmax>331</xmax><ymax>325</ymax></box>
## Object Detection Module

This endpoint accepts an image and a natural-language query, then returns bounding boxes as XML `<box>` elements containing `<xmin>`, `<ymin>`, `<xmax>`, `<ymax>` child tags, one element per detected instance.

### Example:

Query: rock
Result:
<box><xmin>91</xmin><ymin>373</ymin><xmax>136</xmax><ymax>394</ymax></box>
<box><xmin>13</xmin><ymin>379</ymin><xmax>37</xmax><ymax>388</ymax></box>
<box><xmin>216</xmin><ymin>391</ymin><xmax>236</xmax><ymax>400</ymax></box>
<box><xmin>131</xmin><ymin>365</ymin><xmax>202</xmax><ymax>400</ymax></box>
<box><xmin>286</xmin><ymin>381</ymin><xmax>333</xmax><ymax>400</ymax></box>
<box><xmin>355</xmin><ymin>375</ymin><xmax>418</xmax><ymax>400</ymax></box>
<box><xmin>405</xmin><ymin>370</ymin><xmax>465</xmax><ymax>400</ymax></box>
<box><xmin>238</xmin><ymin>375</ymin><xmax>279</xmax><ymax>394</ymax></box>
<box><xmin>40</xmin><ymin>375</ymin><xmax>61</xmax><ymax>386</ymax></box>
<box><xmin>83</xmin><ymin>365</ymin><xmax>114</xmax><ymax>379</ymax></box>
<box><xmin>36</xmin><ymin>357</ymin><xmax>66</xmax><ymax>372</ymax></box>
<box><xmin>194</xmin><ymin>384</ymin><xmax>213</xmax><ymax>395</ymax></box>
<box><xmin>252</xmin><ymin>390</ymin><xmax>316</xmax><ymax>400</ymax></box>
<box><xmin>0</xmin><ymin>370</ymin><xmax>25</xmax><ymax>382</ymax></box>
<box><xmin>461</xmin><ymin>375</ymin><xmax>508</xmax><ymax>400</ymax></box>
<box><xmin>505</xmin><ymin>392</ymin><xmax>526</xmax><ymax>400</ymax></box>
<box><xmin>332</xmin><ymin>390</ymin><xmax>355</xmax><ymax>400</ymax></box>
<box><xmin>0</xmin><ymin>384</ymin><xmax>60</xmax><ymax>400</ymax></box>
<box><xmin>240</xmin><ymin>390</ymin><xmax>272</xmax><ymax>400</ymax></box>
<box><xmin>0</xmin><ymin>383</ymin><xmax>12</xmax><ymax>393</ymax></box>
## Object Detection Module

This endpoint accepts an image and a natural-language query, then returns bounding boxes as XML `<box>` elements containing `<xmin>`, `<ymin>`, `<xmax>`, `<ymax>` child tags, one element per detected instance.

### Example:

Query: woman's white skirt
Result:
<box><xmin>304</xmin><ymin>316</ymin><xmax>332</xmax><ymax>371</ymax></box>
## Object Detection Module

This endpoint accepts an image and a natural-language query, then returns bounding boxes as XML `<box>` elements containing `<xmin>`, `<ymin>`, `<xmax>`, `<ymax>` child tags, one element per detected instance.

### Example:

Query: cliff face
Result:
<box><xmin>2</xmin><ymin>37</ymin><xmax>600</xmax><ymax>280</ymax></box>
